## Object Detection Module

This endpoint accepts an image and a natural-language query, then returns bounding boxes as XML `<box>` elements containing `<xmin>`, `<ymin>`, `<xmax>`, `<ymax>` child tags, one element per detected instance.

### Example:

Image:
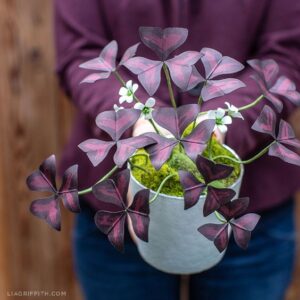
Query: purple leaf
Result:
<box><xmin>198</xmin><ymin>223</ymin><xmax>229</xmax><ymax>253</ymax></box>
<box><xmin>94</xmin><ymin>211</ymin><xmax>126</xmax><ymax>252</ymax></box>
<box><xmin>139</xmin><ymin>27</ymin><xmax>188</xmax><ymax>61</ymax></box>
<box><xmin>59</xmin><ymin>165</ymin><xmax>80</xmax><ymax>213</ymax></box>
<box><xmin>270</xmin><ymin>76</ymin><xmax>300</xmax><ymax>106</ymax></box>
<box><xmin>96</xmin><ymin>109</ymin><xmax>140</xmax><ymax>141</ymax></box>
<box><xmin>200</xmin><ymin>48</ymin><xmax>244</xmax><ymax>79</ymax></box>
<box><xmin>128</xmin><ymin>189</ymin><xmax>150</xmax><ymax>242</ymax></box>
<box><xmin>29</xmin><ymin>196</ymin><xmax>61</xmax><ymax>231</ymax></box>
<box><xmin>183</xmin><ymin>66</ymin><xmax>204</xmax><ymax>91</ymax></box>
<box><xmin>79</xmin><ymin>40</ymin><xmax>118</xmax><ymax>72</ymax></box>
<box><xmin>123</xmin><ymin>57</ymin><xmax>163</xmax><ymax>95</ymax></box>
<box><xmin>119</xmin><ymin>43</ymin><xmax>140</xmax><ymax>66</ymax></box>
<box><xmin>218</xmin><ymin>197</ymin><xmax>250</xmax><ymax>221</ymax></box>
<box><xmin>177</xmin><ymin>104</ymin><xmax>201</xmax><ymax>136</ymax></box>
<box><xmin>201</xmin><ymin>78</ymin><xmax>246</xmax><ymax>101</ymax></box>
<box><xmin>144</xmin><ymin>133</ymin><xmax>178</xmax><ymax>170</ymax></box>
<box><xmin>269</xmin><ymin>143</ymin><xmax>300</xmax><ymax>166</ymax></box>
<box><xmin>277</xmin><ymin>120</ymin><xmax>300</xmax><ymax>148</ymax></box>
<box><xmin>165</xmin><ymin>51</ymin><xmax>202</xmax><ymax>89</ymax></box>
<box><xmin>247</xmin><ymin>59</ymin><xmax>278</xmax><ymax>85</ymax></box>
<box><xmin>196</xmin><ymin>155</ymin><xmax>234</xmax><ymax>184</ymax></box>
<box><xmin>78</xmin><ymin>139</ymin><xmax>115</xmax><ymax>167</ymax></box>
<box><xmin>114</xmin><ymin>135</ymin><xmax>155</xmax><ymax>167</ymax></box>
<box><xmin>181</xmin><ymin>119</ymin><xmax>215</xmax><ymax>160</ymax></box>
<box><xmin>26</xmin><ymin>155</ymin><xmax>56</xmax><ymax>192</ymax></box>
<box><xmin>251</xmin><ymin>105</ymin><xmax>276</xmax><ymax>138</ymax></box>
<box><xmin>203</xmin><ymin>187</ymin><xmax>236</xmax><ymax>217</ymax></box>
<box><xmin>231</xmin><ymin>213</ymin><xmax>260</xmax><ymax>249</ymax></box>
<box><xmin>80</xmin><ymin>72</ymin><xmax>111</xmax><ymax>84</ymax></box>
<box><xmin>179</xmin><ymin>170</ymin><xmax>206</xmax><ymax>209</ymax></box>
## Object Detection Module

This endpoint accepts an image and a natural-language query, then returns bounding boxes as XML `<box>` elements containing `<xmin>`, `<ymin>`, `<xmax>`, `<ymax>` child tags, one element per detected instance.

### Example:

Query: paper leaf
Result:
<box><xmin>247</xmin><ymin>59</ymin><xmax>278</xmax><ymax>85</ymax></box>
<box><xmin>269</xmin><ymin>143</ymin><xmax>300</xmax><ymax>166</ymax></box>
<box><xmin>277</xmin><ymin>120</ymin><xmax>300</xmax><ymax>148</ymax></box>
<box><xmin>251</xmin><ymin>105</ymin><xmax>277</xmax><ymax>138</ymax></box>
<box><xmin>80</xmin><ymin>72</ymin><xmax>111</xmax><ymax>84</ymax></box>
<box><xmin>139</xmin><ymin>27</ymin><xmax>188</xmax><ymax>60</ymax></box>
<box><xmin>119</xmin><ymin>43</ymin><xmax>140</xmax><ymax>66</ymax></box>
<box><xmin>217</xmin><ymin>197</ymin><xmax>249</xmax><ymax>221</ymax></box>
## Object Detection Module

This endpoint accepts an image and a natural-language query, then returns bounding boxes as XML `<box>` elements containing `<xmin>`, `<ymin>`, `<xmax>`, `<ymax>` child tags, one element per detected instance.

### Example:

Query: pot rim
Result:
<box><xmin>129</xmin><ymin>144</ymin><xmax>244</xmax><ymax>201</ymax></box>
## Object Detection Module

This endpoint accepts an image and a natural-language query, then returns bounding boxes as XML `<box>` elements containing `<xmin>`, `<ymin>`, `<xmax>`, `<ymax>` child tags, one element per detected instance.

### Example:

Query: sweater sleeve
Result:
<box><xmin>53</xmin><ymin>0</ymin><xmax>149</xmax><ymax>120</ymax></box>
<box><xmin>201</xmin><ymin>0</ymin><xmax>300</xmax><ymax>159</ymax></box>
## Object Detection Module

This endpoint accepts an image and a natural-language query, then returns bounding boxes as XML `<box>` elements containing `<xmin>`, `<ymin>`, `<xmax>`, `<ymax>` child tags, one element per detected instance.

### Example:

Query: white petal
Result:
<box><xmin>134</xmin><ymin>102</ymin><xmax>144</xmax><ymax>110</ymax></box>
<box><xmin>207</xmin><ymin>110</ymin><xmax>216</xmax><ymax>119</ymax></box>
<box><xmin>217</xmin><ymin>124</ymin><xmax>228</xmax><ymax>133</ymax></box>
<box><xmin>144</xmin><ymin>112</ymin><xmax>152</xmax><ymax>120</ymax></box>
<box><xmin>119</xmin><ymin>96</ymin><xmax>127</xmax><ymax>104</ymax></box>
<box><xmin>216</xmin><ymin>108</ymin><xmax>225</xmax><ymax>118</ymax></box>
<box><xmin>132</xmin><ymin>83</ymin><xmax>138</xmax><ymax>93</ymax></box>
<box><xmin>145</xmin><ymin>97</ymin><xmax>156</xmax><ymax>107</ymax></box>
<box><xmin>126</xmin><ymin>80</ymin><xmax>133</xmax><ymax>89</ymax></box>
<box><xmin>222</xmin><ymin>115</ymin><xmax>232</xmax><ymax>125</ymax></box>
<box><xmin>232</xmin><ymin>111</ymin><xmax>244</xmax><ymax>119</ymax></box>
<box><xmin>225</xmin><ymin>102</ymin><xmax>231</xmax><ymax>109</ymax></box>
<box><xmin>119</xmin><ymin>87</ymin><xmax>128</xmax><ymax>96</ymax></box>
<box><xmin>126</xmin><ymin>95</ymin><xmax>134</xmax><ymax>103</ymax></box>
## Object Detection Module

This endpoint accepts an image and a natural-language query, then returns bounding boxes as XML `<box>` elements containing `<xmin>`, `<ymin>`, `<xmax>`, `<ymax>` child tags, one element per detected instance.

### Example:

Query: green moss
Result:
<box><xmin>130</xmin><ymin>137</ymin><xmax>241</xmax><ymax>197</ymax></box>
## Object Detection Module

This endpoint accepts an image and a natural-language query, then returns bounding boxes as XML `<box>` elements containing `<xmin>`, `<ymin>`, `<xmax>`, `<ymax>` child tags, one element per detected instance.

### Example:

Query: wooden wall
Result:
<box><xmin>0</xmin><ymin>1</ymin><xmax>299</xmax><ymax>300</ymax></box>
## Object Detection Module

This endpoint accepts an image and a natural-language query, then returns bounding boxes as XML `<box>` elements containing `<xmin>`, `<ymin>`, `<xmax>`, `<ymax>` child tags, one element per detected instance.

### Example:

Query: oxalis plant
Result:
<box><xmin>27</xmin><ymin>27</ymin><xmax>300</xmax><ymax>254</ymax></box>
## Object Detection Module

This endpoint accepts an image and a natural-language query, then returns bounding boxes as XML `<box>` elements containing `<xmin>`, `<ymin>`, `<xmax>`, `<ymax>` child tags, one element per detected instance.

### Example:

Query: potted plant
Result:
<box><xmin>26</xmin><ymin>27</ymin><xmax>300</xmax><ymax>275</ymax></box>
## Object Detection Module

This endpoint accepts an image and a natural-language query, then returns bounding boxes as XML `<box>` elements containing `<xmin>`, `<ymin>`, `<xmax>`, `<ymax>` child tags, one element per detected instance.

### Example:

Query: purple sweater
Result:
<box><xmin>54</xmin><ymin>0</ymin><xmax>300</xmax><ymax>212</ymax></box>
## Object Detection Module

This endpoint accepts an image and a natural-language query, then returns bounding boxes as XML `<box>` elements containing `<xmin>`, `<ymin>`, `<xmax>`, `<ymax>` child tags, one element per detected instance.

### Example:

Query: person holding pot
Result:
<box><xmin>54</xmin><ymin>0</ymin><xmax>300</xmax><ymax>299</ymax></box>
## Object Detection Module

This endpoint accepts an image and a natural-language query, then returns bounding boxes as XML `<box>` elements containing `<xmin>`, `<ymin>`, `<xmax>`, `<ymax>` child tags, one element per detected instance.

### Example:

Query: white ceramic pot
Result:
<box><xmin>128</xmin><ymin>146</ymin><xmax>244</xmax><ymax>275</ymax></box>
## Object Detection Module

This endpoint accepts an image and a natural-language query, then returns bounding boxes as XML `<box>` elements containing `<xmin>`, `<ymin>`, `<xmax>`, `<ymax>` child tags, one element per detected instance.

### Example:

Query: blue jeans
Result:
<box><xmin>73</xmin><ymin>199</ymin><xmax>296</xmax><ymax>300</ymax></box>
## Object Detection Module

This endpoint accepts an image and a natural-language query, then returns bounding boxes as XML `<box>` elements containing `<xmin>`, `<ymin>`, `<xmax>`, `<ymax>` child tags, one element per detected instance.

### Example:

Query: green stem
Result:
<box><xmin>163</xmin><ymin>64</ymin><xmax>177</xmax><ymax>108</ymax></box>
<box><xmin>149</xmin><ymin>118</ymin><xmax>160</xmax><ymax>134</ymax></box>
<box><xmin>129</xmin><ymin>161</ymin><xmax>151</xmax><ymax>175</ymax></box>
<box><xmin>192</xmin><ymin>95</ymin><xmax>203</xmax><ymax>129</ymax></box>
<box><xmin>215</xmin><ymin>211</ymin><xmax>227</xmax><ymax>223</ymax></box>
<box><xmin>130</xmin><ymin>153</ymin><xmax>149</xmax><ymax>163</ymax></box>
<box><xmin>149</xmin><ymin>174</ymin><xmax>177</xmax><ymax>204</ymax></box>
<box><xmin>78</xmin><ymin>165</ymin><xmax>119</xmax><ymax>195</ymax></box>
<box><xmin>238</xmin><ymin>95</ymin><xmax>264</xmax><ymax>112</ymax></box>
<box><xmin>212</xmin><ymin>141</ymin><xmax>276</xmax><ymax>165</ymax></box>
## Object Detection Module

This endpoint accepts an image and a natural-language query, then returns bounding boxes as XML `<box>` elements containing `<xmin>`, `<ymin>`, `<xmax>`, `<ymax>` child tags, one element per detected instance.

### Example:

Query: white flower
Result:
<box><xmin>134</xmin><ymin>97</ymin><xmax>156</xmax><ymax>120</ymax></box>
<box><xmin>207</xmin><ymin>108</ymin><xmax>232</xmax><ymax>133</ymax></box>
<box><xmin>119</xmin><ymin>80</ymin><xmax>138</xmax><ymax>104</ymax></box>
<box><xmin>225</xmin><ymin>102</ymin><xmax>244</xmax><ymax>119</ymax></box>
<box><xmin>113</xmin><ymin>104</ymin><xmax>124</xmax><ymax>112</ymax></box>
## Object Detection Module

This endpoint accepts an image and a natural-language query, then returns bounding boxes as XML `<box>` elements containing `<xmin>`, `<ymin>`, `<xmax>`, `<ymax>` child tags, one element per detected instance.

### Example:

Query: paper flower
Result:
<box><xmin>78</xmin><ymin>109</ymin><xmax>155</xmax><ymax>167</ymax></box>
<box><xmin>144</xmin><ymin>104</ymin><xmax>215</xmax><ymax>169</ymax></box>
<box><xmin>225</xmin><ymin>102</ymin><xmax>244</xmax><ymax>119</ymax></box>
<box><xmin>179</xmin><ymin>155</ymin><xmax>236</xmax><ymax>216</ymax></box>
<box><xmin>134</xmin><ymin>97</ymin><xmax>156</xmax><ymax>119</ymax></box>
<box><xmin>119</xmin><ymin>80</ymin><xmax>139</xmax><ymax>104</ymax></box>
<box><xmin>198</xmin><ymin>197</ymin><xmax>260</xmax><ymax>252</ymax></box>
<box><xmin>93</xmin><ymin>170</ymin><xmax>150</xmax><ymax>252</ymax></box>
<box><xmin>252</xmin><ymin>105</ymin><xmax>300</xmax><ymax>165</ymax></box>
<box><xmin>26</xmin><ymin>155</ymin><xmax>80</xmax><ymax>231</ymax></box>
<box><xmin>207</xmin><ymin>108</ymin><xmax>232</xmax><ymax>133</ymax></box>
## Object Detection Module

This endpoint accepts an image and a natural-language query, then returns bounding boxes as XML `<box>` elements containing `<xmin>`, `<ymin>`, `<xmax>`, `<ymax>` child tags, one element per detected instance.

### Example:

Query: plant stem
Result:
<box><xmin>78</xmin><ymin>165</ymin><xmax>119</xmax><ymax>195</ymax></box>
<box><xmin>215</xmin><ymin>211</ymin><xmax>227</xmax><ymax>223</ymax></box>
<box><xmin>130</xmin><ymin>153</ymin><xmax>149</xmax><ymax>163</ymax></box>
<box><xmin>149</xmin><ymin>119</ymin><xmax>160</xmax><ymax>134</ymax></box>
<box><xmin>238</xmin><ymin>95</ymin><xmax>264</xmax><ymax>112</ymax></box>
<box><xmin>212</xmin><ymin>141</ymin><xmax>276</xmax><ymax>164</ymax></box>
<box><xmin>149</xmin><ymin>174</ymin><xmax>177</xmax><ymax>204</ymax></box>
<box><xmin>192</xmin><ymin>95</ymin><xmax>203</xmax><ymax>129</ymax></box>
<box><xmin>163</xmin><ymin>64</ymin><xmax>177</xmax><ymax>108</ymax></box>
<box><xmin>129</xmin><ymin>161</ymin><xmax>151</xmax><ymax>175</ymax></box>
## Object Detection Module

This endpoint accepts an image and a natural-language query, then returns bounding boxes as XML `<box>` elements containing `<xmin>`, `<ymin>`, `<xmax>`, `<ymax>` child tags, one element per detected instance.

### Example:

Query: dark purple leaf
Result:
<box><xmin>96</xmin><ymin>109</ymin><xmax>140</xmax><ymax>141</ymax></box>
<box><xmin>59</xmin><ymin>165</ymin><xmax>80</xmax><ymax>213</ymax></box>
<box><xmin>119</xmin><ymin>43</ymin><xmax>140</xmax><ymax>66</ymax></box>
<box><xmin>78</xmin><ymin>139</ymin><xmax>115</xmax><ymax>167</ymax></box>
<box><xmin>26</xmin><ymin>155</ymin><xmax>56</xmax><ymax>192</ymax></box>
<box><xmin>251</xmin><ymin>105</ymin><xmax>276</xmax><ymax>138</ymax></box>
<box><xmin>165</xmin><ymin>51</ymin><xmax>202</xmax><ymax>89</ymax></box>
<box><xmin>144</xmin><ymin>133</ymin><xmax>178</xmax><ymax>170</ymax></box>
<box><xmin>181</xmin><ymin>119</ymin><xmax>215</xmax><ymax>160</ymax></box>
<box><xmin>177</xmin><ymin>104</ymin><xmax>201</xmax><ymax>136</ymax></box>
<box><xmin>270</xmin><ymin>76</ymin><xmax>300</xmax><ymax>106</ymax></box>
<box><xmin>196</xmin><ymin>155</ymin><xmax>234</xmax><ymax>184</ymax></box>
<box><xmin>128</xmin><ymin>189</ymin><xmax>150</xmax><ymax>242</ymax></box>
<box><xmin>217</xmin><ymin>197</ymin><xmax>249</xmax><ymax>221</ymax></box>
<box><xmin>231</xmin><ymin>213</ymin><xmax>260</xmax><ymax>249</ymax></box>
<box><xmin>29</xmin><ymin>196</ymin><xmax>61</xmax><ymax>231</ymax></box>
<box><xmin>114</xmin><ymin>135</ymin><xmax>155</xmax><ymax>167</ymax></box>
<box><xmin>79</xmin><ymin>40</ymin><xmax>118</xmax><ymax>72</ymax></box>
<box><xmin>123</xmin><ymin>57</ymin><xmax>163</xmax><ymax>95</ymax></box>
<box><xmin>269</xmin><ymin>143</ymin><xmax>300</xmax><ymax>166</ymax></box>
<box><xmin>277</xmin><ymin>120</ymin><xmax>300</xmax><ymax>148</ymax></box>
<box><xmin>139</xmin><ymin>27</ymin><xmax>188</xmax><ymax>61</ymax></box>
<box><xmin>198</xmin><ymin>223</ymin><xmax>229</xmax><ymax>253</ymax></box>
<box><xmin>203</xmin><ymin>187</ymin><xmax>236</xmax><ymax>217</ymax></box>
<box><xmin>179</xmin><ymin>170</ymin><xmax>206</xmax><ymax>209</ymax></box>
<box><xmin>201</xmin><ymin>78</ymin><xmax>245</xmax><ymax>101</ymax></box>
<box><xmin>200</xmin><ymin>48</ymin><xmax>244</xmax><ymax>79</ymax></box>
<box><xmin>94</xmin><ymin>211</ymin><xmax>126</xmax><ymax>252</ymax></box>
